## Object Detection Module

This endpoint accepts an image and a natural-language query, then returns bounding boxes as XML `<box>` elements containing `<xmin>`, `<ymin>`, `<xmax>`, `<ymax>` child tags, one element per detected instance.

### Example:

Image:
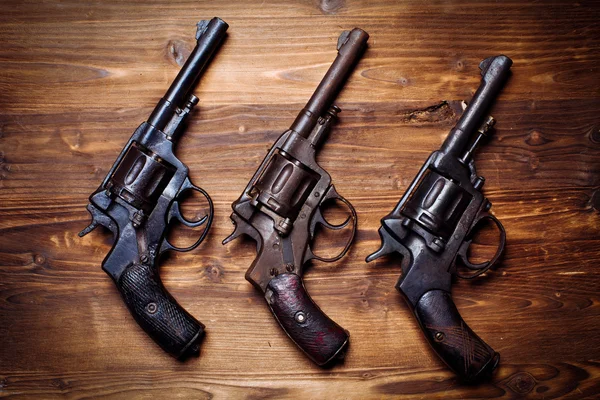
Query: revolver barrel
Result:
<box><xmin>441</xmin><ymin>55</ymin><xmax>512</xmax><ymax>157</ymax></box>
<box><xmin>290</xmin><ymin>28</ymin><xmax>369</xmax><ymax>139</ymax></box>
<box><xmin>148</xmin><ymin>17</ymin><xmax>228</xmax><ymax>134</ymax></box>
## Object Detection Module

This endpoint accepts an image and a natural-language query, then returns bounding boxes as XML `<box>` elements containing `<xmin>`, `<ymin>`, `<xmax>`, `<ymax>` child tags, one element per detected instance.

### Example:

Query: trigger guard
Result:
<box><xmin>308</xmin><ymin>186</ymin><xmax>357</xmax><ymax>263</ymax></box>
<box><xmin>458</xmin><ymin>239</ymin><xmax>490</xmax><ymax>271</ymax></box>
<box><xmin>456</xmin><ymin>214</ymin><xmax>506</xmax><ymax>280</ymax></box>
<box><xmin>161</xmin><ymin>179</ymin><xmax>214</xmax><ymax>254</ymax></box>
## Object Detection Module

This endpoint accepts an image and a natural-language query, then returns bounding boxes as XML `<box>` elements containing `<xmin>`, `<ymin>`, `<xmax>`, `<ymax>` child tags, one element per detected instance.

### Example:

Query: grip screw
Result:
<box><xmin>285</xmin><ymin>263</ymin><xmax>295</xmax><ymax>272</ymax></box>
<box><xmin>140</xmin><ymin>255</ymin><xmax>149</xmax><ymax>264</ymax></box>
<box><xmin>146</xmin><ymin>302</ymin><xmax>158</xmax><ymax>314</ymax></box>
<box><xmin>295</xmin><ymin>311</ymin><xmax>307</xmax><ymax>324</ymax></box>
<box><xmin>434</xmin><ymin>332</ymin><xmax>445</xmax><ymax>342</ymax></box>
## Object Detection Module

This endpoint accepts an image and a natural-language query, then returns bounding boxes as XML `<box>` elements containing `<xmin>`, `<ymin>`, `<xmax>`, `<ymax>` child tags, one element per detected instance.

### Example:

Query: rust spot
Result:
<box><xmin>505</xmin><ymin>372</ymin><xmax>536</xmax><ymax>394</ymax></box>
<box><xmin>525</xmin><ymin>130</ymin><xmax>551</xmax><ymax>146</ymax></box>
<box><xmin>317</xmin><ymin>0</ymin><xmax>344</xmax><ymax>14</ymax></box>
<box><xmin>204</xmin><ymin>264</ymin><xmax>223</xmax><ymax>283</ymax></box>
<box><xmin>167</xmin><ymin>40</ymin><xmax>192</xmax><ymax>68</ymax></box>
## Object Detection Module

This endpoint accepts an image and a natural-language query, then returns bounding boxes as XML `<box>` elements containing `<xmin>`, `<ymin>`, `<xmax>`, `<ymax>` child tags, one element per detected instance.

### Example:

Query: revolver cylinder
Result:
<box><xmin>253</xmin><ymin>152</ymin><xmax>320</xmax><ymax>224</ymax></box>
<box><xmin>107</xmin><ymin>143</ymin><xmax>176</xmax><ymax>214</ymax></box>
<box><xmin>403</xmin><ymin>171</ymin><xmax>472</xmax><ymax>239</ymax></box>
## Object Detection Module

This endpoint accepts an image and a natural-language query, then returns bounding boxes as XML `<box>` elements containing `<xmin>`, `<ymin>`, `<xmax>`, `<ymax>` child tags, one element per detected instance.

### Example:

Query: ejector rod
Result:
<box><xmin>290</xmin><ymin>28</ymin><xmax>369</xmax><ymax>138</ymax></box>
<box><xmin>441</xmin><ymin>55</ymin><xmax>512</xmax><ymax>155</ymax></box>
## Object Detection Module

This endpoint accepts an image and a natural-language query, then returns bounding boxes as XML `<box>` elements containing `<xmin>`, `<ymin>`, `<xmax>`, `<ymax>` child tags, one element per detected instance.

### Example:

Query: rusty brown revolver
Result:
<box><xmin>223</xmin><ymin>28</ymin><xmax>368</xmax><ymax>366</ymax></box>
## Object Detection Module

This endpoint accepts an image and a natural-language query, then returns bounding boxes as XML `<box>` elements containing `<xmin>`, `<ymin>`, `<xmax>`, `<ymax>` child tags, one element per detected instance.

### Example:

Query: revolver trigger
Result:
<box><xmin>168</xmin><ymin>200</ymin><xmax>210</xmax><ymax>228</ymax></box>
<box><xmin>222</xmin><ymin>214</ymin><xmax>262</xmax><ymax>252</ymax></box>
<box><xmin>79</xmin><ymin>221</ymin><xmax>98</xmax><ymax>237</ymax></box>
<box><xmin>307</xmin><ymin>185</ymin><xmax>357</xmax><ymax>263</ymax></box>
<box><xmin>455</xmin><ymin>213</ymin><xmax>506</xmax><ymax>279</ymax></box>
<box><xmin>320</xmin><ymin>185</ymin><xmax>357</xmax><ymax>227</ymax></box>
<box><xmin>222</xmin><ymin>223</ymin><xmax>243</xmax><ymax>245</ymax></box>
<box><xmin>162</xmin><ymin>178</ymin><xmax>214</xmax><ymax>254</ymax></box>
<box><xmin>79</xmin><ymin>204</ymin><xmax>117</xmax><ymax>238</ymax></box>
<box><xmin>309</xmin><ymin>207</ymin><xmax>352</xmax><ymax>240</ymax></box>
<box><xmin>366</xmin><ymin>226</ymin><xmax>399</xmax><ymax>263</ymax></box>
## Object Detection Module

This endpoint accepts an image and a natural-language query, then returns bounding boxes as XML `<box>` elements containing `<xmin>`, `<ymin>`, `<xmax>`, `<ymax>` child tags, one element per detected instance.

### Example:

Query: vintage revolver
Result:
<box><xmin>79</xmin><ymin>18</ymin><xmax>228</xmax><ymax>358</ymax></box>
<box><xmin>366</xmin><ymin>55</ymin><xmax>512</xmax><ymax>381</ymax></box>
<box><xmin>223</xmin><ymin>28</ymin><xmax>368</xmax><ymax>366</ymax></box>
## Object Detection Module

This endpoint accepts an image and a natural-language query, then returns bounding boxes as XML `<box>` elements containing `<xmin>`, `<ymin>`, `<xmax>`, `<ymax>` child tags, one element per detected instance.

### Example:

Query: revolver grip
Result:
<box><xmin>265</xmin><ymin>273</ymin><xmax>349</xmax><ymax>366</ymax></box>
<box><xmin>117</xmin><ymin>262</ymin><xmax>204</xmax><ymax>359</ymax></box>
<box><xmin>413</xmin><ymin>290</ymin><xmax>499</xmax><ymax>381</ymax></box>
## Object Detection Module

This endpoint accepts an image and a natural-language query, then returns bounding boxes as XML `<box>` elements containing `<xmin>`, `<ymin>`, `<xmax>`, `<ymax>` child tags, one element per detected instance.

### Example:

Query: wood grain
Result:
<box><xmin>1</xmin><ymin>0</ymin><xmax>599</xmax><ymax>398</ymax></box>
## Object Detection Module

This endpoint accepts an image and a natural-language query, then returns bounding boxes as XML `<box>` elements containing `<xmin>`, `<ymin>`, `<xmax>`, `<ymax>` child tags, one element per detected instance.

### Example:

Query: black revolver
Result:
<box><xmin>79</xmin><ymin>18</ymin><xmax>228</xmax><ymax>359</ymax></box>
<box><xmin>223</xmin><ymin>29</ymin><xmax>368</xmax><ymax>366</ymax></box>
<box><xmin>366</xmin><ymin>55</ymin><xmax>512</xmax><ymax>381</ymax></box>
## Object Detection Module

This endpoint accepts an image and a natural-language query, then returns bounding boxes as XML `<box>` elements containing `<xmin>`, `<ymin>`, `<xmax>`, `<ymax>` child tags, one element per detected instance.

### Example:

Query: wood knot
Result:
<box><xmin>317</xmin><ymin>0</ymin><xmax>344</xmax><ymax>14</ymax></box>
<box><xmin>205</xmin><ymin>264</ymin><xmax>223</xmax><ymax>283</ymax></box>
<box><xmin>589</xmin><ymin>125</ymin><xmax>600</xmax><ymax>144</ymax></box>
<box><xmin>34</xmin><ymin>254</ymin><xmax>46</xmax><ymax>265</ymax></box>
<box><xmin>590</xmin><ymin>189</ymin><xmax>600</xmax><ymax>213</ymax></box>
<box><xmin>455</xmin><ymin>59</ymin><xmax>465</xmax><ymax>71</ymax></box>
<box><xmin>403</xmin><ymin>101</ymin><xmax>455</xmax><ymax>124</ymax></box>
<box><xmin>51</xmin><ymin>378</ymin><xmax>70</xmax><ymax>390</ymax></box>
<box><xmin>0</xmin><ymin>152</ymin><xmax>8</xmax><ymax>180</ymax></box>
<box><xmin>536</xmin><ymin>385</ymin><xmax>549</xmax><ymax>393</ymax></box>
<box><xmin>505</xmin><ymin>372</ymin><xmax>536</xmax><ymax>394</ymax></box>
<box><xmin>398</xmin><ymin>77</ymin><xmax>410</xmax><ymax>87</ymax></box>
<box><xmin>528</xmin><ymin>155</ymin><xmax>540</xmax><ymax>171</ymax></box>
<box><xmin>525</xmin><ymin>130</ymin><xmax>551</xmax><ymax>146</ymax></box>
<box><xmin>167</xmin><ymin>40</ymin><xmax>191</xmax><ymax>68</ymax></box>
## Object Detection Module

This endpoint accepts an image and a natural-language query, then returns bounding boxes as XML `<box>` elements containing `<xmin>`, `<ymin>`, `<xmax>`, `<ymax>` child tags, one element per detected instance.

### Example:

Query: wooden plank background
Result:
<box><xmin>1</xmin><ymin>0</ymin><xmax>599</xmax><ymax>398</ymax></box>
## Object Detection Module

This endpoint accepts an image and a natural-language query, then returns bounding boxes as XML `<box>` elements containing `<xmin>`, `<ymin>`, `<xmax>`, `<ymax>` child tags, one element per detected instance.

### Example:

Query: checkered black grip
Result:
<box><xmin>117</xmin><ymin>262</ymin><xmax>204</xmax><ymax>359</ymax></box>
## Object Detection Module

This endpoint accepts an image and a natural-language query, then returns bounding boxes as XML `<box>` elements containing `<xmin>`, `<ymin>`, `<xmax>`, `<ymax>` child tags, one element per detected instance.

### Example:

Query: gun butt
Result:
<box><xmin>441</xmin><ymin>55</ymin><xmax>512</xmax><ymax>157</ymax></box>
<box><xmin>148</xmin><ymin>17</ymin><xmax>228</xmax><ymax>134</ymax></box>
<box><xmin>290</xmin><ymin>28</ymin><xmax>369</xmax><ymax>139</ymax></box>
